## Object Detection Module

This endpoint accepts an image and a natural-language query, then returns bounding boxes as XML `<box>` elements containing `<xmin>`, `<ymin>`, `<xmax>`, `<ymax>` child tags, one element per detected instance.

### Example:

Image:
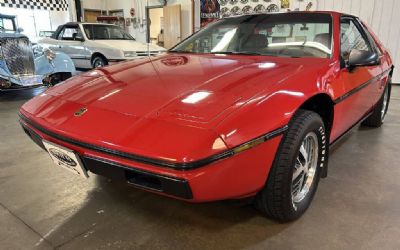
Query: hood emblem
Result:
<box><xmin>74</xmin><ymin>108</ymin><xmax>88</xmax><ymax>117</ymax></box>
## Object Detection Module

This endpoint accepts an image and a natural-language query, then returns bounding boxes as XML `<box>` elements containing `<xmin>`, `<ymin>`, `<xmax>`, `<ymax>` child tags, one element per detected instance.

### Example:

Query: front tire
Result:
<box><xmin>92</xmin><ymin>55</ymin><xmax>108</xmax><ymax>68</ymax></box>
<box><xmin>47</xmin><ymin>72</ymin><xmax>72</xmax><ymax>86</ymax></box>
<box><xmin>362</xmin><ymin>79</ymin><xmax>391</xmax><ymax>127</ymax></box>
<box><xmin>255</xmin><ymin>110</ymin><xmax>327</xmax><ymax>222</ymax></box>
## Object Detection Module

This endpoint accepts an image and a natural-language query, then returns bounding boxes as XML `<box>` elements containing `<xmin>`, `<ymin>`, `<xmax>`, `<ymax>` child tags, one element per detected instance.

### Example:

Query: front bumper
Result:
<box><xmin>1</xmin><ymin>74</ymin><xmax>45</xmax><ymax>91</ymax></box>
<box><xmin>19</xmin><ymin>114</ymin><xmax>283</xmax><ymax>202</ymax></box>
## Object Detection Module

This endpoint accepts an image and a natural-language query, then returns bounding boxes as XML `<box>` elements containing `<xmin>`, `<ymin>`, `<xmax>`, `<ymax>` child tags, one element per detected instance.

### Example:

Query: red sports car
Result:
<box><xmin>19</xmin><ymin>12</ymin><xmax>393</xmax><ymax>222</ymax></box>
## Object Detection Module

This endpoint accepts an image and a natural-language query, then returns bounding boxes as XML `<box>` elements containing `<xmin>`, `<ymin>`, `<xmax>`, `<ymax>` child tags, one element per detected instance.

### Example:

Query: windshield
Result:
<box><xmin>171</xmin><ymin>13</ymin><xmax>333</xmax><ymax>58</ymax></box>
<box><xmin>83</xmin><ymin>24</ymin><xmax>134</xmax><ymax>40</ymax></box>
<box><xmin>0</xmin><ymin>17</ymin><xmax>16</xmax><ymax>32</ymax></box>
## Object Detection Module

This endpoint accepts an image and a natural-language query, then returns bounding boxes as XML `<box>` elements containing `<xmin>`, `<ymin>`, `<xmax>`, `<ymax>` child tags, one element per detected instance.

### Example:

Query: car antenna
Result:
<box><xmin>147</xmin><ymin>0</ymin><xmax>150</xmax><ymax>57</ymax></box>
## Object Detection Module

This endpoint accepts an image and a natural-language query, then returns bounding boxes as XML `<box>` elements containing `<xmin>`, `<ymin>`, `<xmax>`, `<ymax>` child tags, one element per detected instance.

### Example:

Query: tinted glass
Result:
<box><xmin>340</xmin><ymin>18</ymin><xmax>371</xmax><ymax>61</ymax></box>
<box><xmin>59</xmin><ymin>26</ymin><xmax>82</xmax><ymax>40</ymax></box>
<box><xmin>83</xmin><ymin>24</ymin><xmax>134</xmax><ymax>40</ymax></box>
<box><xmin>171</xmin><ymin>13</ymin><xmax>332</xmax><ymax>58</ymax></box>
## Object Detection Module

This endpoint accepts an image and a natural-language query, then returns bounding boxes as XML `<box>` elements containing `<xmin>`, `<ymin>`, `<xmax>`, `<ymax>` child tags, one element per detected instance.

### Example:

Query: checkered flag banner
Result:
<box><xmin>0</xmin><ymin>0</ymin><xmax>69</xmax><ymax>11</ymax></box>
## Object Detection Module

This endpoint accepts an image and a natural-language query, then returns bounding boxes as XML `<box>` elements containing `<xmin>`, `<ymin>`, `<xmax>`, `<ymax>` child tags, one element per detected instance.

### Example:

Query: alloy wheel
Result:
<box><xmin>381</xmin><ymin>86</ymin><xmax>389</xmax><ymax>121</ymax></box>
<box><xmin>291</xmin><ymin>132</ymin><xmax>319</xmax><ymax>204</ymax></box>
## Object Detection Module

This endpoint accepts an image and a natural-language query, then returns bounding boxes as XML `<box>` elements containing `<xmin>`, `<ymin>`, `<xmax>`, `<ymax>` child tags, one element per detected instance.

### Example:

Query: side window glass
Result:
<box><xmin>361</xmin><ymin>23</ymin><xmax>382</xmax><ymax>56</ymax></box>
<box><xmin>340</xmin><ymin>19</ymin><xmax>371</xmax><ymax>62</ymax></box>
<box><xmin>57</xmin><ymin>28</ymin><xmax>65</xmax><ymax>40</ymax></box>
<box><xmin>60</xmin><ymin>27</ymin><xmax>82</xmax><ymax>41</ymax></box>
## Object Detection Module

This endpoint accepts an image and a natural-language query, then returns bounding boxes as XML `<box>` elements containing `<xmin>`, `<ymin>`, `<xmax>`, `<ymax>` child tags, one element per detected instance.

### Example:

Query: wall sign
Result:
<box><xmin>200</xmin><ymin>0</ymin><xmax>315</xmax><ymax>28</ymax></box>
<box><xmin>200</xmin><ymin>0</ymin><xmax>220</xmax><ymax>28</ymax></box>
<box><xmin>0</xmin><ymin>0</ymin><xmax>69</xmax><ymax>11</ymax></box>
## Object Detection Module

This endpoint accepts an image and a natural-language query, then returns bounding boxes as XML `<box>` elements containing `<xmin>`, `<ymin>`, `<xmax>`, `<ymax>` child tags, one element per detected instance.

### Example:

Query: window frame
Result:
<box><xmin>57</xmin><ymin>25</ymin><xmax>84</xmax><ymax>41</ymax></box>
<box><xmin>339</xmin><ymin>15</ymin><xmax>380</xmax><ymax>68</ymax></box>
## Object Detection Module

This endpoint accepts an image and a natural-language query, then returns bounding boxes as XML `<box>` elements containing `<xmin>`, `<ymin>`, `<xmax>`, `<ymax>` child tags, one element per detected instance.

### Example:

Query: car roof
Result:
<box><xmin>0</xmin><ymin>13</ymin><xmax>16</xmax><ymax>19</ymax></box>
<box><xmin>223</xmin><ymin>11</ymin><xmax>350</xmax><ymax>19</ymax></box>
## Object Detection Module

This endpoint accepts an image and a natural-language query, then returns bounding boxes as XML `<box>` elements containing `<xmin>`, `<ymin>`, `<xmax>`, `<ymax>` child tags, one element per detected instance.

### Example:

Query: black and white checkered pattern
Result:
<box><xmin>0</xmin><ymin>0</ymin><xmax>69</xmax><ymax>11</ymax></box>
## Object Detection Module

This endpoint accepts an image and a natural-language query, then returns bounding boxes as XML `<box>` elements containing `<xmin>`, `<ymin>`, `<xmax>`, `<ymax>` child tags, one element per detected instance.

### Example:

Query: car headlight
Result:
<box><xmin>124</xmin><ymin>51</ymin><xmax>137</xmax><ymax>58</ymax></box>
<box><xmin>44</xmin><ymin>48</ymin><xmax>56</xmax><ymax>62</ymax></box>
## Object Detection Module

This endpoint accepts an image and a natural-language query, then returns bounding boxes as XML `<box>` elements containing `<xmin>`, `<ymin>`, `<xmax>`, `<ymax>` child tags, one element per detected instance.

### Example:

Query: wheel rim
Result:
<box><xmin>94</xmin><ymin>59</ymin><xmax>105</xmax><ymax>68</ymax></box>
<box><xmin>291</xmin><ymin>132</ymin><xmax>319</xmax><ymax>204</ymax></box>
<box><xmin>381</xmin><ymin>87</ymin><xmax>389</xmax><ymax>121</ymax></box>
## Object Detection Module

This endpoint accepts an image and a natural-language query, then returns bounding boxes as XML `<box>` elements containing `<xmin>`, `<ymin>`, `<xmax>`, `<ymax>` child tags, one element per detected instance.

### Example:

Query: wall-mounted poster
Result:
<box><xmin>280</xmin><ymin>0</ymin><xmax>290</xmax><ymax>9</ymax></box>
<box><xmin>200</xmin><ymin>0</ymin><xmax>220</xmax><ymax>28</ymax></box>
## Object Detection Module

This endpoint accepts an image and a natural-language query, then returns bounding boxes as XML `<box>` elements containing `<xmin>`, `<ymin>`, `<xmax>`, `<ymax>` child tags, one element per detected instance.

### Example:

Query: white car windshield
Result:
<box><xmin>171</xmin><ymin>13</ymin><xmax>332</xmax><ymax>59</ymax></box>
<box><xmin>83</xmin><ymin>24</ymin><xmax>134</xmax><ymax>40</ymax></box>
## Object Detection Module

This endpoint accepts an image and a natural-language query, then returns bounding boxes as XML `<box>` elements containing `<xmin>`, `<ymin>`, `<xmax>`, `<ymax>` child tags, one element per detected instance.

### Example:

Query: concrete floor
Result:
<box><xmin>1</xmin><ymin>86</ymin><xmax>400</xmax><ymax>250</ymax></box>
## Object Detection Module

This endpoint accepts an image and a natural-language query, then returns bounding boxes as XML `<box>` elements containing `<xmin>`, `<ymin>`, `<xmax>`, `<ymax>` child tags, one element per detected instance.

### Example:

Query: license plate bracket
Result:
<box><xmin>42</xmin><ymin>140</ymin><xmax>89</xmax><ymax>178</ymax></box>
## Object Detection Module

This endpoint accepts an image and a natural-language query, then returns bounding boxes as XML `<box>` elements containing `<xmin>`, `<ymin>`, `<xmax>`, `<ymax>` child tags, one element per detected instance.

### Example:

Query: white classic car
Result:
<box><xmin>38</xmin><ymin>22</ymin><xmax>166</xmax><ymax>69</ymax></box>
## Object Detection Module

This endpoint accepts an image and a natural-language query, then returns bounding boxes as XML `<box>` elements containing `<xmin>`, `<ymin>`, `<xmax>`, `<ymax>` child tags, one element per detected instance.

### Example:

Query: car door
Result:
<box><xmin>359</xmin><ymin>20</ymin><xmax>390</xmax><ymax>104</ymax></box>
<box><xmin>332</xmin><ymin>16</ymin><xmax>383</xmax><ymax>139</ymax></box>
<box><xmin>55</xmin><ymin>25</ymin><xmax>88</xmax><ymax>66</ymax></box>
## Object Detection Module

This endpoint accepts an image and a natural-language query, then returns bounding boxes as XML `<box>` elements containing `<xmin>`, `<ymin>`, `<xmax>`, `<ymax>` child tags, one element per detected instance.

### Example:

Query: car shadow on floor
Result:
<box><xmin>0</xmin><ymin>87</ymin><xmax>47</xmax><ymax>102</ymax></box>
<box><xmin>43</xmin><ymin>175</ymin><xmax>291</xmax><ymax>249</ymax></box>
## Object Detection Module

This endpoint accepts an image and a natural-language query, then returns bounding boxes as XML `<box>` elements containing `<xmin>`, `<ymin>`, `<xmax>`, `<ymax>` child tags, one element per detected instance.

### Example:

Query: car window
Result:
<box><xmin>58</xmin><ymin>26</ymin><xmax>83</xmax><ymax>41</ymax></box>
<box><xmin>340</xmin><ymin>18</ymin><xmax>372</xmax><ymax>62</ymax></box>
<box><xmin>83</xmin><ymin>24</ymin><xmax>134</xmax><ymax>40</ymax></box>
<box><xmin>0</xmin><ymin>18</ymin><xmax>15</xmax><ymax>31</ymax></box>
<box><xmin>171</xmin><ymin>13</ymin><xmax>333</xmax><ymax>59</ymax></box>
<box><xmin>359</xmin><ymin>21</ymin><xmax>383</xmax><ymax>56</ymax></box>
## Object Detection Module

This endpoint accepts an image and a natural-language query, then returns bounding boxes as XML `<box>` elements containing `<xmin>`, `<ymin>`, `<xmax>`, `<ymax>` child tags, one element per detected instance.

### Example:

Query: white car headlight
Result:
<box><xmin>124</xmin><ymin>51</ymin><xmax>137</xmax><ymax>58</ymax></box>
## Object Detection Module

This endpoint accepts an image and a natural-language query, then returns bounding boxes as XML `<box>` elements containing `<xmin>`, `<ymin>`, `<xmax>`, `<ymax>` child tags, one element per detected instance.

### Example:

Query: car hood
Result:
<box><xmin>37</xmin><ymin>54</ymin><xmax>317</xmax><ymax>123</ymax></box>
<box><xmin>93</xmin><ymin>40</ymin><xmax>166</xmax><ymax>52</ymax></box>
<box><xmin>21</xmin><ymin>53</ymin><xmax>327</xmax><ymax>161</ymax></box>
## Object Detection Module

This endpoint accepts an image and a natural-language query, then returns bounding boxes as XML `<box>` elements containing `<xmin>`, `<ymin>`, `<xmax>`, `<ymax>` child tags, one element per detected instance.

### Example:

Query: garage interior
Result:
<box><xmin>1</xmin><ymin>0</ymin><xmax>400</xmax><ymax>249</ymax></box>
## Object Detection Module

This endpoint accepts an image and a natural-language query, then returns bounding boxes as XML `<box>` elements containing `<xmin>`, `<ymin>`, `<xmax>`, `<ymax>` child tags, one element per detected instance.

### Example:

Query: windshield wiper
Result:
<box><xmin>169</xmin><ymin>50</ymin><xmax>194</xmax><ymax>53</ymax></box>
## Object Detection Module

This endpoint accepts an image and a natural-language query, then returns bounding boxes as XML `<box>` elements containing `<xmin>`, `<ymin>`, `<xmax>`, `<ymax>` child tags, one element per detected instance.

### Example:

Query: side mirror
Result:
<box><xmin>347</xmin><ymin>49</ymin><xmax>379</xmax><ymax>70</ymax></box>
<box><xmin>16</xmin><ymin>27</ymin><xmax>24</xmax><ymax>33</ymax></box>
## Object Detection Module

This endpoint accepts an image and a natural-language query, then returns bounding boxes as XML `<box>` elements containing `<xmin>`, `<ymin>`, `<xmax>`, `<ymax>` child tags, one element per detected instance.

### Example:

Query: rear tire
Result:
<box><xmin>255</xmin><ymin>110</ymin><xmax>327</xmax><ymax>222</ymax></box>
<box><xmin>362</xmin><ymin>79</ymin><xmax>391</xmax><ymax>127</ymax></box>
<box><xmin>92</xmin><ymin>55</ymin><xmax>108</xmax><ymax>68</ymax></box>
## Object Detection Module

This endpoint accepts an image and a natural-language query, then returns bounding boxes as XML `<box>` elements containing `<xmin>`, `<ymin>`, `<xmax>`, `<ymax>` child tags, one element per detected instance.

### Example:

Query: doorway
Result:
<box><xmin>146</xmin><ymin>6</ymin><xmax>164</xmax><ymax>47</ymax></box>
<box><xmin>84</xmin><ymin>9</ymin><xmax>105</xmax><ymax>22</ymax></box>
<box><xmin>146</xmin><ymin>4</ymin><xmax>181</xmax><ymax>49</ymax></box>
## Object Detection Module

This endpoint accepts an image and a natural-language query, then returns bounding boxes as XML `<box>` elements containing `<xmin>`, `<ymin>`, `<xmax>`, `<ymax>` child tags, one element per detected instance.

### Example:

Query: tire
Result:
<box><xmin>47</xmin><ymin>72</ymin><xmax>72</xmax><ymax>86</ymax></box>
<box><xmin>92</xmin><ymin>55</ymin><xmax>108</xmax><ymax>68</ymax></box>
<box><xmin>361</xmin><ymin>79</ymin><xmax>391</xmax><ymax>127</ymax></box>
<box><xmin>255</xmin><ymin>110</ymin><xmax>327</xmax><ymax>222</ymax></box>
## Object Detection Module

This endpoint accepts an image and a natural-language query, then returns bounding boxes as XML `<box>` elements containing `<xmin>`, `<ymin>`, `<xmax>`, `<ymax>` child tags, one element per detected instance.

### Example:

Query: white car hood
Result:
<box><xmin>93</xmin><ymin>40</ymin><xmax>166</xmax><ymax>52</ymax></box>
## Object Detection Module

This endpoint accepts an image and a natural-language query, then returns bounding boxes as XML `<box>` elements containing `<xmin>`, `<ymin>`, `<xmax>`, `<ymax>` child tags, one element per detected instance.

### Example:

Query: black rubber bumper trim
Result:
<box><xmin>19</xmin><ymin>113</ymin><xmax>287</xmax><ymax>170</ymax></box>
<box><xmin>82</xmin><ymin>156</ymin><xmax>193</xmax><ymax>199</ymax></box>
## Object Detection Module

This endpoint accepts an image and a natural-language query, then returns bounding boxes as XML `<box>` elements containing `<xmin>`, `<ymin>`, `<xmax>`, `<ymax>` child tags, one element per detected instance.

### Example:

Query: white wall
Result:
<box><xmin>81</xmin><ymin>0</ymin><xmax>107</xmax><ymax>11</ymax></box>
<box><xmin>0</xmin><ymin>7</ymin><xmax>70</xmax><ymax>40</ymax></box>
<box><xmin>316</xmin><ymin>0</ymin><xmax>400</xmax><ymax>82</ymax></box>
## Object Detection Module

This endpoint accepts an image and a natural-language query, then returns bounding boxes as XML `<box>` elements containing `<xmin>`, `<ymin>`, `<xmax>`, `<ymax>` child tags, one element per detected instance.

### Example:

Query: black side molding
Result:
<box><xmin>334</xmin><ymin>68</ymin><xmax>391</xmax><ymax>104</ymax></box>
